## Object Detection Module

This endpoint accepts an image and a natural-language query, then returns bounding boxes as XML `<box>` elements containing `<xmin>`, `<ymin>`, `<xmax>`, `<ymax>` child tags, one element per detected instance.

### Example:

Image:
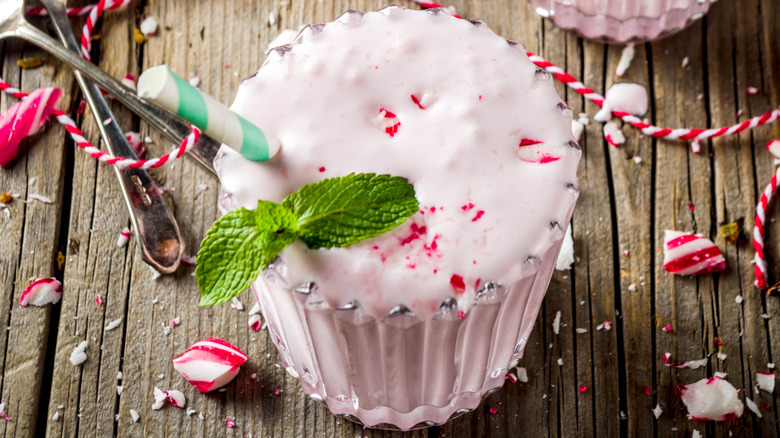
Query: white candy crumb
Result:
<box><xmin>756</xmin><ymin>372</ymin><xmax>775</xmax><ymax>393</ymax></box>
<box><xmin>745</xmin><ymin>397</ymin><xmax>762</xmax><ymax>418</ymax></box>
<box><xmin>105</xmin><ymin>318</ymin><xmax>122</xmax><ymax>331</ymax></box>
<box><xmin>268</xmin><ymin>11</ymin><xmax>277</xmax><ymax>25</ymax></box>
<box><xmin>163</xmin><ymin>325</ymin><xmax>172</xmax><ymax>336</ymax></box>
<box><xmin>717</xmin><ymin>352</ymin><xmax>727</xmax><ymax>361</ymax></box>
<box><xmin>102</xmin><ymin>118</ymin><xmax>112</xmax><ymax>126</ymax></box>
<box><xmin>735</xmin><ymin>295</ymin><xmax>743</xmax><ymax>304</ymax></box>
<box><xmin>571</xmin><ymin>120</ymin><xmax>584</xmax><ymax>141</ymax></box>
<box><xmin>249</xmin><ymin>302</ymin><xmax>262</xmax><ymax>315</ymax></box>
<box><xmin>117</xmin><ymin>386</ymin><xmax>124</xmax><ymax>395</ymax></box>
<box><xmin>692</xmin><ymin>430</ymin><xmax>701</xmax><ymax>438</ymax></box>
<box><xmin>157</xmin><ymin>374</ymin><xmax>164</xmax><ymax>379</ymax></box>
<box><xmin>130</xmin><ymin>409</ymin><xmax>140</xmax><ymax>423</ymax></box>
<box><xmin>634</xmin><ymin>156</ymin><xmax>643</xmax><ymax>164</ymax></box>
<box><xmin>682</xmin><ymin>57</ymin><xmax>690</xmax><ymax>68</ymax></box>
<box><xmin>140</xmin><ymin>16</ymin><xmax>158</xmax><ymax>35</ymax></box>
<box><xmin>652</xmin><ymin>404</ymin><xmax>662</xmax><ymax>419</ymax></box>
<box><xmin>198</xmin><ymin>183</ymin><xmax>208</xmax><ymax>191</ymax></box>
<box><xmin>188</xmin><ymin>76</ymin><xmax>200</xmax><ymax>87</ymax></box>
<box><xmin>715</xmin><ymin>372</ymin><xmax>728</xmax><ymax>378</ymax></box>
<box><xmin>149</xmin><ymin>267</ymin><xmax>161</xmax><ymax>280</ymax></box>
<box><xmin>575</xmin><ymin>328</ymin><xmax>588</xmax><ymax>334</ymax></box>
<box><xmin>769</xmin><ymin>363</ymin><xmax>775</xmax><ymax>369</ymax></box>
<box><xmin>603</xmin><ymin>122</ymin><xmax>626</xmax><ymax>146</ymax></box>
<box><xmin>186</xmin><ymin>407</ymin><xmax>197</xmax><ymax>416</ymax></box>
<box><xmin>594</xmin><ymin>83</ymin><xmax>649</xmax><ymax>122</ymax></box>
<box><xmin>198</xmin><ymin>412</ymin><xmax>205</xmax><ymax>421</ymax></box>
<box><xmin>231</xmin><ymin>297</ymin><xmax>244</xmax><ymax>310</ymax></box>
<box><xmin>746</xmin><ymin>87</ymin><xmax>759</xmax><ymax>95</ymax></box>
<box><xmin>69</xmin><ymin>340</ymin><xmax>88</xmax><ymax>366</ymax></box>
<box><xmin>152</xmin><ymin>387</ymin><xmax>166</xmax><ymax>410</ymax></box>
<box><xmin>117</xmin><ymin>227</ymin><xmax>131</xmax><ymax>247</ymax></box>
<box><xmin>52</xmin><ymin>411</ymin><xmax>59</xmax><ymax>421</ymax></box>
<box><xmin>557</xmin><ymin>358</ymin><xmax>564</xmax><ymax>366</ymax></box>
<box><xmin>552</xmin><ymin>311</ymin><xmax>561</xmax><ymax>335</ymax></box>
<box><xmin>117</xmin><ymin>371</ymin><xmax>123</xmax><ymax>379</ymax></box>
<box><xmin>628</xmin><ymin>284</ymin><xmax>637</xmax><ymax>292</ymax></box>
<box><xmin>615</xmin><ymin>44</ymin><xmax>635</xmax><ymax>77</ymax></box>
<box><xmin>27</xmin><ymin>194</ymin><xmax>53</xmax><ymax>203</ymax></box>
<box><xmin>555</xmin><ymin>223</ymin><xmax>574</xmax><ymax>270</ymax></box>
<box><xmin>144</xmin><ymin>136</ymin><xmax>153</xmax><ymax>144</ymax></box>
<box><xmin>517</xmin><ymin>367</ymin><xmax>528</xmax><ymax>383</ymax></box>
<box><xmin>761</xmin><ymin>313</ymin><xmax>771</xmax><ymax>319</ymax></box>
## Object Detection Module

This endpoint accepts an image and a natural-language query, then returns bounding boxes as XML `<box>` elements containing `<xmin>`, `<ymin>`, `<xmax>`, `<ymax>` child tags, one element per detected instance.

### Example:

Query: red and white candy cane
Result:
<box><xmin>754</xmin><ymin>156</ymin><xmax>780</xmax><ymax>291</ymax></box>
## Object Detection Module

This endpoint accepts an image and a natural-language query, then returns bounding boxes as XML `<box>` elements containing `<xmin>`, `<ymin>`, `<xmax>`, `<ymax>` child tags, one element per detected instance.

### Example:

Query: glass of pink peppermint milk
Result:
<box><xmin>214</xmin><ymin>6</ymin><xmax>580</xmax><ymax>430</ymax></box>
<box><xmin>528</xmin><ymin>0</ymin><xmax>716</xmax><ymax>43</ymax></box>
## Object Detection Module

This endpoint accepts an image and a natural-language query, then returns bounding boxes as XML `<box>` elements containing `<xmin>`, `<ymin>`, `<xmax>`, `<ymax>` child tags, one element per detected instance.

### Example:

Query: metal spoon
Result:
<box><xmin>0</xmin><ymin>0</ymin><xmax>222</xmax><ymax>175</ymax></box>
<box><xmin>33</xmin><ymin>0</ymin><xmax>183</xmax><ymax>273</ymax></box>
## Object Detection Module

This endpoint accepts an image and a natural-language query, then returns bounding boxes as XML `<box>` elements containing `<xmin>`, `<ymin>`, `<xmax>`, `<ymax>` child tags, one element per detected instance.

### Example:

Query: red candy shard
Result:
<box><xmin>0</xmin><ymin>87</ymin><xmax>63</xmax><ymax>167</ymax></box>
<box><xmin>662</xmin><ymin>230</ymin><xmax>726</xmax><ymax>276</ymax></box>
<box><xmin>450</xmin><ymin>274</ymin><xmax>465</xmax><ymax>293</ymax></box>
<box><xmin>516</xmin><ymin>138</ymin><xmax>561</xmax><ymax>163</ymax></box>
<box><xmin>371</xmin><ymin>108</ymin><xmax>400</xmax><ymax>137</ymax></box>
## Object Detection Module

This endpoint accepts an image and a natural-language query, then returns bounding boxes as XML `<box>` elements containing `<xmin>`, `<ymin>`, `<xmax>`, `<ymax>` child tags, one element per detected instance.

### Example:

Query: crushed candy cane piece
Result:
<box><xmin>555</xmin><ymin>223</ymin><xmax>574</xmax><ymax>270</ymax></box>
<box><xmin>680</xmin><ymin>376</ymin><xmax>743</xmax><ymax>421</ymax></box>
<box><xmin>745</xmin><ymin>397</ymin><xmax>762</xmax><ymax>418</ymax></box>
<box><xmin>0</xmin><ymin>403</ymin><xmax>10</xmax><ymax>422</ymax></box>
<box><xmin>557</xmin><ymin>358</ymin><xmax>563</xmax><ymax>366</ymax></box>
<box><xmin>117</xmin><ymin>386</ymin><xmax>124</xmax><ymax>395</ymax></box>
<box><xmin>735</xmin><ymin>295</ymin><xmax>743</xmax><ymax>304</ymax></box>
<box><xmin>230</xmin><ymin>297</ymin><xmax>243</xmax><ymax>310</ymax></box>
<box><xmin>662</xmin><ymin>325</ymin><xmax>672</xmax><ymax>332</ymax></box>
<box><xmin>552</xmin><ymin>311</ymin><xmax>561</xmax><ymax>334</ymax></box>
<box><xmin>506</xmin><ymin>372</ymin><xmax>517</xmax><ymax>384</ymax></box>
<box><xmin>52</xmin><ymin>411</ymin><xmax>59</xmax><ymax>421</ymax></box>
<box><xmin>69</xmin><ymin>340</ymin><xmax>88</xmax><ymax>366</ymax></box>
<box><xmin>746</xmin><ymin>87</ymin><xmax>759</xmax><ymax>95</ymax></box>
<box><xmin>105</xmin><ymin>318</ymin><xmax>122</xmax><ymax>331</ymax></box>
<box><xmin>615</xmin><ymin>43</ymin><xmax>635</xmax><ymax>77</ymax></box>
<box><xmin>371</xmin><ymin>108</ymin><xmax>400</xmax><ymax>137</ymax></box>
<box><xmin>225</xmin><ymin>417</ymin><xmax>235</xmax><ymax>428</ymax></box>
<box><xmin>517</xmin><ymin>367</ymin><xmax>528</xmax><ymax>383</ymax></box>
<box><xmin>124</xmin><ymin>132</ymin><xmax>145</xmax><ymax>159</ymax></box>
<box><xmin>188</xmin><ymin>76</ymin><xmax>200</xmax><ymax>87</ymax></box>
<box><xmin>603</xmin><ymin>122</ymin><xmax>625</xmax><ymax>146</ymax></box>
<box><xmin>663</xmin><ymin>352</ymin><xmax>671</xmax><ymax>363</ymax></box>
<box><xmin>17</xmin><ymin>57</ymin><xmax>44</xmax><ymax>69</ymax></box>
<box><xmin>596</xmin><ymin>321</ymin><xmax>612</xmax><ymax>331</ymax></box>
<box><xmin>117</xmin><ymin>227</ymin><xmax>132</xmax><ymax>247</ymax></box>
<box><xmin>767</xmin><ymin>140</ymin><xmax>780</xmax><ymax>159</ymax></box>
<box><xmin>681</xmin><ymin>57</ymin><xmax>690</xmax><ymax>68</ymax></box>
<box><xmin>692</xmin><ymin>431</ymin><xmax>701</xmax><ymax>438</ymax></box>
<box><xmin>96</xmin><ymin>295</ymin><xmax>103</xmax><ymax>306</ymax></box>
<box><xmin>152</xmin><ymin>387</ymin><xmax>166</xmax><ymax>410</ymax></box>
<box><xmin>180</xmin><ymin>254</ymin><xmax>196</xmax><ymax>266</ymax></box>
<box><xmin>248</xmin><ymin>314</ymin><xmax>262</xmax><ymax>331</ymax></box>
<box><xmin>652</xmin><ymin>404</ymin><xmax>662</xmax><ymax>419</ymax></box>
<box><xmin>171</xmin><ymin>317</ymin><xmax>181</xmax><ymax>327</ymax></box>
<box><xmin>575</xmin><ymin>328</ymin><xmax>587</xmax><ymax>333</ymax></box>
<box><xmin>172</xmin><ymin>338</ymin><xmax>247</xmax><ymax>393</ymax></box>
<box><xmin>717</xmin><ymin>352</ymin><xmax>727</xmax><ymax>361</ymax></box>
<box><xmin>130</xmin><ymin>409</ymin><xmax>139</xmax><ymax>422</ymax></box>
<box><xmin>666</xmin><ymin>357</ymin><xmax>708</xmax><ymax>370</ymax></box>
<box><xmin>516</xmin><ymin>138</ymin><xmax>561</xmax><ymax>163</ymax></box>
<box><xmin>593</xmin><ymin>83</ymin><xmax>648</xmax><ymax>122</ymax></box>
<box><xmin>186</xmin><ymin>407</ymin><xmax>196</xmax><ymax>416</ymax></box>
<box><xmin>121</xmin><ymin>73</ymin><xmax>137</xmax><ymax>91</ymax></box>
<box><xmin>578</xmin><ymin>385</ymin><xmax>587</xmax><ymax>392</ymax></box>
<box><xmin>165</xmin><ymin>389</ymin><xmax>186</xmax><ymax>408</ymax></box>
<box><xmin>769</xmin><ymin>363</ymin><xmax>775</xmax><ymax>369</ymax></box>
<box><xmin>20</xmin><ymin>277</ymin><xmax>62</xmax><ymax>306</ymax></box>
<box><xmin>410</xmin><ymin>92</ymin><xmax>437</xmax><ymax>109</ymax></box>
<box><xmin>756</xmin><ymin>372</ymin><xmax>775</xmax><ymax>393</ymax></box>
<box><xmin>248</xmin><ymin>302</ymin><xmax>261</xmax><ymax>315</ymax></box>
<box><xmin>140</xmin><ymin>16</ymin><xmax>158</xmax><ymax>35</ymax></box>
<box><xmin>662</xmin><ymin>230</ymin><xmax>726</xmax><ymax>275</ymax></box>
<box><xmin>1</xmin><ymin>88</ymin><xmax>63</xmax><ymax>167</ymax></box>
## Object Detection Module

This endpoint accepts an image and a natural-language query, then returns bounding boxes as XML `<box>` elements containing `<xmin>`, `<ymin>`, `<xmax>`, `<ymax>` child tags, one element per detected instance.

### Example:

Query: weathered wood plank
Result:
<box><xmin>0</xmin><ymin>36</ymin><xmax>75</xmax><ymax>435</ymax></box>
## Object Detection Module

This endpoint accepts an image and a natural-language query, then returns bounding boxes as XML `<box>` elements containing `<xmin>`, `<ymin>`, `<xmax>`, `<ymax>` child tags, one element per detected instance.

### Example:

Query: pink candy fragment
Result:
<box><xmin>371</xmin><ymin>108</ymin><xmax>400</xmax><ymax>137</ymax></box>
<box><xmin>20</xmin><ymin>277</ymin><xmax>62</xmax><ymax>307</ymax></box>
<box><xmin>680</xmin><ymin>376</ymin><xmax>743</xmax><ymax>421</ymax></box>
<box><xmin>0</xmin><ymin>88</ymin><xmax>63</xmax><ymax>167</ymax></box>
<box><xmin>662</xmin><ymin>230</ymin><xmax>726</xmax><ymax>276</ymax></box>
<box><xmin>172</xmin><ymin>338</ymin><xmax>247</xmax><ymax>393</ymax></box>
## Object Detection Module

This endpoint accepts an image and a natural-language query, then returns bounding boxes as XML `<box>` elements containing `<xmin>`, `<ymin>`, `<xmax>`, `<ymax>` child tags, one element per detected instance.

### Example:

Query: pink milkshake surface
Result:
<box><xmin>529</xmin><ymin>0</ymin><xmax>716</xmax><ymax>43</ymax></box>
<box><xmin>215</xmin><ymin>6</ymin><xmax>580</xmax><ymax>429</ymax></box>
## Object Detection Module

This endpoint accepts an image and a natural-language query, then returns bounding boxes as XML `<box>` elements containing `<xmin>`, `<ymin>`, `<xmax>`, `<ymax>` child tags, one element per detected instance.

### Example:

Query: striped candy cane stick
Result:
<box><xmin>0</xmin><ymin>88</ymin><xmax>63</xmax><ymax>166</ymax></box>
<box><xmin>138</xmin><ymin>65</ymin><xmax>281</xmax><ymax>161</ymax></box>
<box><xmin>79</xmin><ymin>0</ymin><xmax>133</xmax><ymax>61</ymax></box>
<box><xmin>754</xmin><ymin>157</ymin><xmax>780</xmax><ymax>291</ymax></box>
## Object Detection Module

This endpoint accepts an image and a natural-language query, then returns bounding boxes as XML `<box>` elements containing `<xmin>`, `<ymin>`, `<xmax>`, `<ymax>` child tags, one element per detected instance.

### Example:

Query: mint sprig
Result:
<box><xmin>196</xmin><ymin>173</ymin><xmax>419</xmax><ymax>306</ymax></box>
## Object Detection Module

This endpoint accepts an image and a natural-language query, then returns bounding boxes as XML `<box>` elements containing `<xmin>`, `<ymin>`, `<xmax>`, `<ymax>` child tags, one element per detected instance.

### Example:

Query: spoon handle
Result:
<box><xmin>40</xmin><ymin>0</ymin><xmax>183</xmax><ymax>273</ymax></box>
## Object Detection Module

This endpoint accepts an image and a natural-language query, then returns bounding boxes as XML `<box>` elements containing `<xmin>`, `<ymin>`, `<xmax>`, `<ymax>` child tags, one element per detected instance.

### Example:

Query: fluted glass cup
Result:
<box><xmin>528</xmin><ymin>0</ymin><xmax>716</xmax><ymax>43</ymax></box>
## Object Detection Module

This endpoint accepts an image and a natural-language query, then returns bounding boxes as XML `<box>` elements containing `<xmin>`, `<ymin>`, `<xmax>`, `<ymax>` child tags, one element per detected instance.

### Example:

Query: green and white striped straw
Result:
<box><xmin>137</xmin><ymin>65</ymin><xmax>281</xmax><ymax>161</ymax></box>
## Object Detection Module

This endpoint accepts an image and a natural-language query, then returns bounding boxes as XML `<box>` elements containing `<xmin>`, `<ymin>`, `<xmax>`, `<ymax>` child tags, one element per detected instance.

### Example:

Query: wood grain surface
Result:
<box><xmin>1</xmin><ymin>0</ymin><xmax>779</xmax><ymax>436</ymax></box>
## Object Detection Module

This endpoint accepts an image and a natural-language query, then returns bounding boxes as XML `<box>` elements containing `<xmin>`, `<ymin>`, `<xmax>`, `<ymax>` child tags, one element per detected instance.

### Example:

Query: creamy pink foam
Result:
<box><xmin>216</xmin><ymin>7</ymin><xmax>580</xmax><ymax>320</ymax></box>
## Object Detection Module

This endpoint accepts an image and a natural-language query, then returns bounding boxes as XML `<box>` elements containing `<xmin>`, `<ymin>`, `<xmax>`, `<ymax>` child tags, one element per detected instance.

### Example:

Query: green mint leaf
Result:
<box><xmin>196</xmin><ymin>205</ymin><xmax>296</xmax><ymax>306</ymax></box>
<box><xmin>282</xmin><ymin>173</ymin><xmax>419</xmax><ymax>249</ymax></box>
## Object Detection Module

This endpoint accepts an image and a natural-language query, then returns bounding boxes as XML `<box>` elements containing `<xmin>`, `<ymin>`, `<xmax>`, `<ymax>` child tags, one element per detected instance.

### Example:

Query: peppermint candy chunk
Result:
<box><xmin>0</xmin><ymin>88</ymin><xmax>63</xmax><ymax>167</ymax></box>
<box><xmin>680</xmin><ymin>376</ymin><xmax>743</xmax><ymax>421</ymax></box>
<box><xmin>172</xmin><ymin>338</ymin><xmax>247</xmax><ymax>393</ymax></box>
<box><xmin>756</xmin><ymin>372</ymin><xmax>775</xmax><ymax>393</ymax></box>
<box><xmin>20</xmin><ymin>277</ymin><xmax>63</xmax><ymax>306</ymax></box>
<box><xmin>662</xmin><ymin>230</ymin><xmax>726</xmax><ymax>276</ymax></box>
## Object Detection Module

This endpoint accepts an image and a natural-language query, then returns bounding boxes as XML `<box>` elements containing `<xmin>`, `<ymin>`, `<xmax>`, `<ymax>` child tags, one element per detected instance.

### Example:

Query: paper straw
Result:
<box><xmin>137</xmin><ymin>65</ymin><xmax>280</xmax><ymax>162</ymax></box>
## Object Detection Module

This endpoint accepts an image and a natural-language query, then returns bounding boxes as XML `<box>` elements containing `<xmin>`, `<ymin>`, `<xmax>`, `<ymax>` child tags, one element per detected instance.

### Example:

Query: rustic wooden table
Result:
<box><xmin>1</xmin><ymin>0</ymin><xmax>779</xmax><ymax>436</ymax></box>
